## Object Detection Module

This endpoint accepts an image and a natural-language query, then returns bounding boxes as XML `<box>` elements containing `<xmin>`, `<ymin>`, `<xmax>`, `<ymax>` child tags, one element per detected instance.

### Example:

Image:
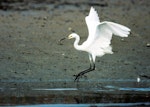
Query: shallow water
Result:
<box><xmin>0</xmin><ymin>79</ymin><xmax>150</xmax><ymax>106</ymax></box>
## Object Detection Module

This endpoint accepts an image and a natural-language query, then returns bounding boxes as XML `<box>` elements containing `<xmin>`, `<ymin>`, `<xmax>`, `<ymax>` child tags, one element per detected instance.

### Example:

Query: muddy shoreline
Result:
<box><xmin>0</xmin><ymin>0</ymin><xmax>150</xmax><ymax>105</ymax></box>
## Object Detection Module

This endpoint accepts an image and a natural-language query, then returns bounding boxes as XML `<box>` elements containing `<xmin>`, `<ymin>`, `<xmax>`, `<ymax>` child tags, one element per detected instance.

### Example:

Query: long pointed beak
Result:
<box><xmin>58</xmin><ymin>37</ymin><xmax>66</xmax><ymax>45</ymax></box>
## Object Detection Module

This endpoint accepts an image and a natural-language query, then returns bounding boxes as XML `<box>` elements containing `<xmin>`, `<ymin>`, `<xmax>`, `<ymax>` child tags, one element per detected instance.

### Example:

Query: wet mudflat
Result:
<box><xmin>0</xmin><ymin>0</ymin><xmax>150</xmax><ymax>106</ymax></box>
<box><xmin>0</xmin><ymin>79</ymin><xmax>150</xmax><ymax>106</ymax></box>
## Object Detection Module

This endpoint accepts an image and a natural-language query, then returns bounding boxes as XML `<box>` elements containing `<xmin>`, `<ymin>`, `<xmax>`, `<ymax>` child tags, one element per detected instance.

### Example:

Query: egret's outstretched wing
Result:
<box><xmin>94</xmin><ymin>21</ymin><xmax>130</xmax><ymax>48</ymax></box>
<box><xmin>85</xmin><ymin>7</ymin><xmax>100</xmax><ymax>40</ymax></box>
<box><xmin>104</xmin><ymin>21</ymin><xmax>130</xmax><ymax>37</ymax></box>
<box><xmin>87</xmin><ymin>21</ymin><xmax>130</xmax><ymax>55</ymax></box>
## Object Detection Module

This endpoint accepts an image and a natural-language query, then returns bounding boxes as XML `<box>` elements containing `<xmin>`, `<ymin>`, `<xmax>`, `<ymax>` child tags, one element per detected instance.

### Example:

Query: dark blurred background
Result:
<box><xmin>0</xmin><ymin>0</ymin><xmax>115</xmax><ymax>11</ymax></box>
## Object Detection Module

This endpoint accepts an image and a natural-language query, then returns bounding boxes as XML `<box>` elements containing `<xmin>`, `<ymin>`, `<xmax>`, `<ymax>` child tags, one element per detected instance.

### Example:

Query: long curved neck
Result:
<box><xmin>74</xmin><ymin>35</ymin><xmax>83</xmax><ymax>51</ymax></box>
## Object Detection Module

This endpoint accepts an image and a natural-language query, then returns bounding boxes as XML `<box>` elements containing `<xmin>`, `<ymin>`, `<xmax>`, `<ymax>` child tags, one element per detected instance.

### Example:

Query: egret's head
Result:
<box><xmin>68</xmin><ymin>33</ymin><xmax>78</xmax><ymax>39</ymax></box>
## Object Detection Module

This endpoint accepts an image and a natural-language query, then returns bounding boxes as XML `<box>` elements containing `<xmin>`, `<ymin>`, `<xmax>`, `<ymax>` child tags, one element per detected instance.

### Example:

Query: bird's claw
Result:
<box><xmin>73</xmin><ymin>74</ymin><xmax>87</xmax><ymax>82</ymax></box>
<box><xmin>74</xmin><ymin>74</ymin><xmax>81</xmax><ymax>82</ymax></box>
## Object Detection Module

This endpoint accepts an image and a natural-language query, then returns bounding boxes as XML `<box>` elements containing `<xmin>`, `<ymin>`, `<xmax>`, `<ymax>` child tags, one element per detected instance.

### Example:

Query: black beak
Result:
<box><xmin>58</xmin><ymin>37</ymin><xmax>66</xmax><ymax>45</ymax></box>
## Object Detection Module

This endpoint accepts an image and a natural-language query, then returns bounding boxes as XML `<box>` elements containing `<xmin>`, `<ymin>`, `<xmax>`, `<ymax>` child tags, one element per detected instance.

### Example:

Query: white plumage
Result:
<box><xmin>68</xmin><ymin>7</ymin><xmax>131</xmax><ymax>81</ymax></box>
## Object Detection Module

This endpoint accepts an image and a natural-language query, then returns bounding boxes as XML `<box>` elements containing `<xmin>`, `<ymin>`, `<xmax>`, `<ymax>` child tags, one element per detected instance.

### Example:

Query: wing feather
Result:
<box><xmin>94</xmin><ymin>21</ymin><xmax>130</xmax><ymax>47</ymax></box>
<box><xmin>85</xmin><ymin>7</ymin><xmax>100</xmax><ymax>38</ymax></box>
<box><xmin>106</xmin><ymin>21</ymin><xmax>131</xmax><ymax>37</ymax></box>
<box><xmin>83</xmin><ymin>7</ymin><xmax>131</xmax><ymax>56</ymax></box>
<box><xmin>86</xmin><ymin>21</ymin><xmax>130</xmax><ymax>55</ymax></box>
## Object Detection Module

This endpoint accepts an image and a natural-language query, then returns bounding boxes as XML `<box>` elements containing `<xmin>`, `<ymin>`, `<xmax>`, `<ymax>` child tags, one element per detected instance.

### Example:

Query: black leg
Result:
<box><xmin>74</xmin><ymin>63</ymin><xmax>95</xmax><ymax>82</ymax></box>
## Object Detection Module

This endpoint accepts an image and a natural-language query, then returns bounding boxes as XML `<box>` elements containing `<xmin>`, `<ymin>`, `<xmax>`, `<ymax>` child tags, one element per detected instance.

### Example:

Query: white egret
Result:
<box><xmin>68</xmin><ymin>7</ymin><xmax>131</xmax><ymax>81</ymax></box>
